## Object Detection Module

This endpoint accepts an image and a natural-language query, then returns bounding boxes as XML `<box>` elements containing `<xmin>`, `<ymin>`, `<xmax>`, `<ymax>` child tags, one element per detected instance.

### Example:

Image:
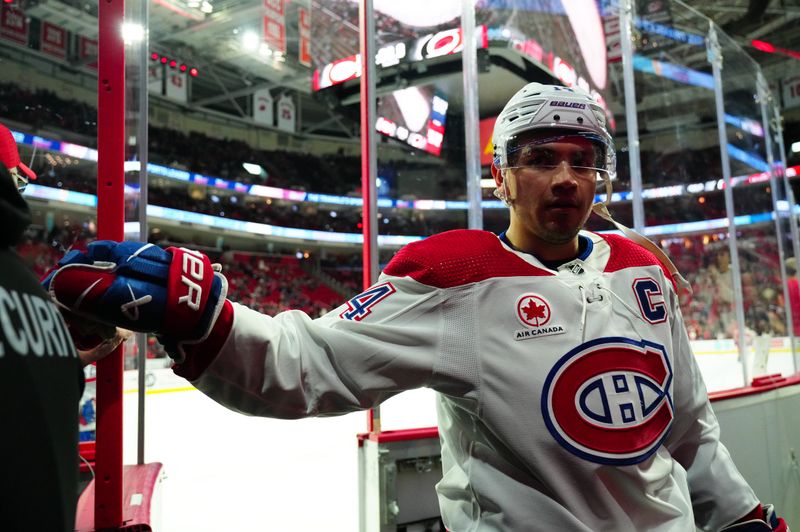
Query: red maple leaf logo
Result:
<box><xmin>522</xmin><ymin>299</ymin><xmax>547</xmax><ymax>322</ymax></box>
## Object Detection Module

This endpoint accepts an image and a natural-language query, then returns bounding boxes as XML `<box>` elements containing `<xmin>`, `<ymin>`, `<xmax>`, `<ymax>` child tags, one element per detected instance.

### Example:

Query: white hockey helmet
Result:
<box><xmin>491</xmin><ymin>83</ymin><xmax>691</xmax><ymax>292</ymax></box>
<box><xmin>492</xmin><ymin>83</ymin><xmax>615</xmax><ymax>178</ymax></box>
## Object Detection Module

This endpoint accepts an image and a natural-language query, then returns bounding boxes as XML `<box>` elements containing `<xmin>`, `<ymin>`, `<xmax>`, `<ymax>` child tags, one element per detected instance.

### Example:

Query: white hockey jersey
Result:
<box><xmin>189</xmin><ymin>229</ymin><xmax>759</xmax><ymax>531</ymax></box>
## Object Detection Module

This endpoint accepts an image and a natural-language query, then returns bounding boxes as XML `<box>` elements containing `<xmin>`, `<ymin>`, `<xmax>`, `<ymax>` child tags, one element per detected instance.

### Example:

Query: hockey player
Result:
<box><xmin>43</xmin><ymin>84</ymin><xmax>787</xmax><ymax>531</ymax></box>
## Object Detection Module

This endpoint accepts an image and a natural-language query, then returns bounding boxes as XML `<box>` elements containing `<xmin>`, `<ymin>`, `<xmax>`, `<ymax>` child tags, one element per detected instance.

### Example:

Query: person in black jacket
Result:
<box><xmin>0</xmin><ymin>124</ymin><xmax>127</xmax><ymax>531</ymax></box>
<box><xmin>0</xmin><ymin>124</ymin><xmax>86</xmax><ymax>531</ymax></box>
<box><xmin>0</xmin><ymin>155</ymin><xmax>84</xmax><ymax>532</ymax></box>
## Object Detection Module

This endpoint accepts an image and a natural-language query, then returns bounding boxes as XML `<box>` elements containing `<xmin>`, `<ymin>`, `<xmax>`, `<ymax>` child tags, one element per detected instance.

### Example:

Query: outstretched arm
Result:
<box><xmin>44</xmin><ymin>240</ymin><xmax>457</xmax><ymax>418</ymax></box>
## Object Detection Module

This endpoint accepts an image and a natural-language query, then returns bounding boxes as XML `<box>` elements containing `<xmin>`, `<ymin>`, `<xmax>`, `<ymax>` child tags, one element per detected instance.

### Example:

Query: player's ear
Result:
<box><xmin>491</xmin><ymin>163</ymin><xmax>502</xmax><ymax>188</ymax></box>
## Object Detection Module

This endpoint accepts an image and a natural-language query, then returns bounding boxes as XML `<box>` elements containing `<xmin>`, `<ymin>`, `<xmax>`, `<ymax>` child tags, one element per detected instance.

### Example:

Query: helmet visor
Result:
<box><xmin>499</xmin><ymin>131</ymin><xmax>614</xmax><ymax>180</ymax></box>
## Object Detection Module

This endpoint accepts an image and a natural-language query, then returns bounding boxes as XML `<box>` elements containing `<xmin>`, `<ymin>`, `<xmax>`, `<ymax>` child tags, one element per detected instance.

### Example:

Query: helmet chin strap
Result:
<box><xmin>591</xmin><ymin>173</ymin><xmax>691</xmax><ymax>293</ymax></box>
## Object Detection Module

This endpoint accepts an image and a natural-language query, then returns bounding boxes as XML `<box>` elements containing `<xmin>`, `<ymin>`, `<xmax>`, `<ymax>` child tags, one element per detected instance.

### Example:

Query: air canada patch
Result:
<box><xmin>514</xmin><ymin>294</ymin><xmax>565</xmax><ymax>340</ymax></box>
<box><xmin>541</xmin><ymin>337</ymin><xmax>674</xmax><ymax>465</ymax></box>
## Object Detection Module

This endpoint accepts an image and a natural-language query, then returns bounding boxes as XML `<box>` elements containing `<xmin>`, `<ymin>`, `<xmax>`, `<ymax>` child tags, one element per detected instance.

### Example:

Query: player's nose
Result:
<box><xmin>550</xmin><ymin>161</ymin><xmax>579</xmax><ymax>188</ymax></box>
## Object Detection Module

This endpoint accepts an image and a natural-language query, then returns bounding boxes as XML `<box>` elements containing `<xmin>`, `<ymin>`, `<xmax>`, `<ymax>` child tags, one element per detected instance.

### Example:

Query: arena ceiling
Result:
<box><xmin>14</xmin><ymin>0</ymin><xmax>800</xmax><ymax>140</ymax></box>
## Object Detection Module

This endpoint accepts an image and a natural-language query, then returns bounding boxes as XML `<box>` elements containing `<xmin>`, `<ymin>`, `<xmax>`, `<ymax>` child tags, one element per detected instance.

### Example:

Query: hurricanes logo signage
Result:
<box><xmin>541</xmin><ymin>337</ymin><xmax>674</xmax><ymax>465</ymax></box>
<box><xmin>514</xmin><ymin>294</ymin><xmax>565</xmax><ymax>340</ymax></box>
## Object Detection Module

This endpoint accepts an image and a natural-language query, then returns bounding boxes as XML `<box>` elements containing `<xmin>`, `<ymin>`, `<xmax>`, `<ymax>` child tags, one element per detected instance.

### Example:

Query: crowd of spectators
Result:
<box><xmin>664</xmin><ymin>230</ymin><xmax>787</xmax><ymax>340</ymax></box>
<box><xmin>32</xmin><ymin>165</ymin><xmax>469</xmax><ymax>237</ymax></box>
<box><xmin>0</xmin><ymin>81</ymin><xmax>454</xmax><ymax>198</ymax></box>
<box><xmin>216</xmin><ymin>250</ymin><xmax>341</xmax><ymax>318</ymax></box>
<box><xmin>0</xmin><ymin>82</ymin><xmax>97</xmax><ymax>138</ymax></box>
<box><xmin>6</xmin><ymin>78</ymin><xmax>799</xmax><ymax>344</ymax></box>
<box><xmin>613</xmin><ymin>146</ymin><xmax>726</xmax><ymax>192</ymax></box>
<box><xmin>12</xmin><ymin>219</ymin><xmax>798</xmax><ymax>349</ymax></box>
<box><xmin>28</xmin><ymin>157</ymin><xmax>779</xmax><ymax>239</ymax></box>
<box><xmin>3</xmin><ymin>79</ymin><xmax>791</xmax><ymax>222</ymax></box>
<box><xmin>148</xmin><ymin>127</ymin><xmax>366</xmax><ymax>195</ymax></box>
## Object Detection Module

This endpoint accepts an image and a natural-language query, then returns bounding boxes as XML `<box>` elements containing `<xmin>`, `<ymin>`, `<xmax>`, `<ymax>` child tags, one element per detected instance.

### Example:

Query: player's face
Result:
<box><xmin>503</xmin><ymin>136</ymin><xmax>598</xmax><ymax>245</ymax></box>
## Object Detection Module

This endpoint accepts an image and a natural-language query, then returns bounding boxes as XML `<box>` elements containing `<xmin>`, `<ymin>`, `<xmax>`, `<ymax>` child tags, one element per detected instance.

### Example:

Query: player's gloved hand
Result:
<box><xmin>721</xmin><ymin>505</ymin><xmax>789</xmax><ymax>532</ymax></box>
<box><xmin>42</xmin><ymin>241</ymin><xmax>229</xmax><ymax>362</ymax></box>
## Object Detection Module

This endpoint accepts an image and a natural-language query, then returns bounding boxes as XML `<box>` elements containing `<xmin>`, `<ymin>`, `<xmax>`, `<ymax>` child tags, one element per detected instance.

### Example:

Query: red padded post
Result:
<box><xmin>96</xmin><ymin>0</ymin><xmax>126</xmax><ymax>526</ymax></box>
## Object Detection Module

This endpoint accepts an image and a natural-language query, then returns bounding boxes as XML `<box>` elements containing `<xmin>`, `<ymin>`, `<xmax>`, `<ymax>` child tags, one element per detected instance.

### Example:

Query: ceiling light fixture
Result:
<box><xmin>242</xmin><ymin>31</ymin><xmax>260</xmax><ymax>52</ymax></box>
<box><xmin>751</xmin><ymin>39</ymin><xmax>800</xmax><ymax>61</ymax></box>
<box><xmin>242</xmin><ymin>162</ymin><xmax>264</xmax><ymax>175</ymax></box>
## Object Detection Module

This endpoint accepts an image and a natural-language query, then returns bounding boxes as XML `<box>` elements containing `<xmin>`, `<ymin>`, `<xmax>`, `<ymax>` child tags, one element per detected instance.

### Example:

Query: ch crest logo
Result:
<box><xmin>541</xmin><ymin>337</ymin><xmax>674</xmax><ymax>465</ymax></box>
<box><xmin>516</xmin><ymin>294</ymin><xmax>551</xmax><ymax>327</ymax></box>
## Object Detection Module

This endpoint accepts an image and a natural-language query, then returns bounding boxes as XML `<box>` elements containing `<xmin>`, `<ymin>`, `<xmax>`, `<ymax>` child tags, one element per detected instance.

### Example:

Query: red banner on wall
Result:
<box><xmin>262</xmin><ymin>0</ymin><xmax>285</xmax><ymax>53</ymax></box>
<box><xmin>479</xmin><ymin>116</ymin><xmax>497</xmax><ymax>167</ymax></box>
<box><xmin>298</xmin><ymin>7</ymin><xmax>311</xmax><ymax>67</ymax></box>
<box><xmin>0</xmin><ymin>5</ymin><xmax>28</xmax><ymax>46</ymax></box>
<box><xmin>79</xmin><ymin>36</ymin><xmax>98</xmax><ymax>70</ymax></box>
<box><xmin>263</xmin><ymin>0</ymin><xmax>284</xmax><ymax>16</ymax></box>
<box><xmin>41</xmin><ymin>21</ymin><xmax>67</xmax><ymax>60</ymax></box>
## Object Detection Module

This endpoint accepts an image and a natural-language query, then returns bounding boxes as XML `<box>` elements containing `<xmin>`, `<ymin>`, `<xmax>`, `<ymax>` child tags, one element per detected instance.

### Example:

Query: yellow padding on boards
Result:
<box><xmin>123</xmin><ymin>386</ymin><xmax>197</xmax><ymax>395</ymax></box>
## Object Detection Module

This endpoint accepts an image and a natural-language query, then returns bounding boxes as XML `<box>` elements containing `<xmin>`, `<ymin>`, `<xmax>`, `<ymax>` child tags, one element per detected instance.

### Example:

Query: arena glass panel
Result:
<box><xmin>765</xmin><ymin>89</ymin><xmax>800</xmax><ymax>366</ymax></box>
<box><xmin>620</xmin><ymin>2</ymin><xmax>747</xmax><ymax>368</ymax></box>
<box><xmin>715</xmin><ymin>28</ymin><xmax>795</xmax><ymax>382</ymax></box>
<box><xmin>139</xmin><ymin>2</ymin><xmax>382</xmax><ymax>529</ymax></box>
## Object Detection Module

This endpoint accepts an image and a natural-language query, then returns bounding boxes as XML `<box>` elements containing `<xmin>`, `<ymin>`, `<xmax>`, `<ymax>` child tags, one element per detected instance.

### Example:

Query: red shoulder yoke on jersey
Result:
<box><xmin>384</xmin><ymin>229</ymin><xmax>552</xmax><ymax>288</ymax></box>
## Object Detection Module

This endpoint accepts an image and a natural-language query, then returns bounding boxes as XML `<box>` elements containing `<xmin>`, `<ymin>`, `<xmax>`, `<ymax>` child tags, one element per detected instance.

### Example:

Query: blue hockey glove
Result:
<box><xmin>43</xmin><ymin>241</ymin><xmax>228</xmax><ymax>362</ymax></box>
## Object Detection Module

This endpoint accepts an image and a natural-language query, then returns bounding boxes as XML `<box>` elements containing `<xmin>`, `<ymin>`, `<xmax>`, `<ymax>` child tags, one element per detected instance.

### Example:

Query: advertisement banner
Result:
<box><xmin>253</xmin><ymin>88</ymin><xmax>274</xmax><ymax>126</ymax></box>
<box><xmin>276</xmin><ymin>94</ymin><xmax>296</xmax><ymax>133</ymax></box>
<box><xmin>0</xmin><ymin>5</ymin><xmax>28</xmax><ymax>46</ymax></box>
<box><xmin>263</xmin><ymin>0</ymin><xmax>285</xmax><ymax>53</ymax></box>
<box><xmin>41</xmin><ymin>21</ymin><xmax>67</xmax><ymax>60</ymax></box>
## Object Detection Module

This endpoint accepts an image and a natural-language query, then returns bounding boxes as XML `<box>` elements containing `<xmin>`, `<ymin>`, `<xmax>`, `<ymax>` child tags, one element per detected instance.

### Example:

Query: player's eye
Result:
<box><xmin>571</xmin><ymin>149</ymin><xmax>595</xmax><ymax>168</ymax></box>
<box><xmin>519</xmin><ymin>148</ymin><xmax>556</xmax><ymax>167</ymax></box>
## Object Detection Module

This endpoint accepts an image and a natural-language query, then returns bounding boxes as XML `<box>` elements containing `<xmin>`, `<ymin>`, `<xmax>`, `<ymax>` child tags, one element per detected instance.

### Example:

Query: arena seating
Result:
<box><xmin>4</xmin><ymin>78</ymin><xmax>795</xmax><ymax>342</ymax></box>
<box><xmin>13</xmin><ymin>227</ymin><xmax>792</xmax><ymax>343</ymax></box>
